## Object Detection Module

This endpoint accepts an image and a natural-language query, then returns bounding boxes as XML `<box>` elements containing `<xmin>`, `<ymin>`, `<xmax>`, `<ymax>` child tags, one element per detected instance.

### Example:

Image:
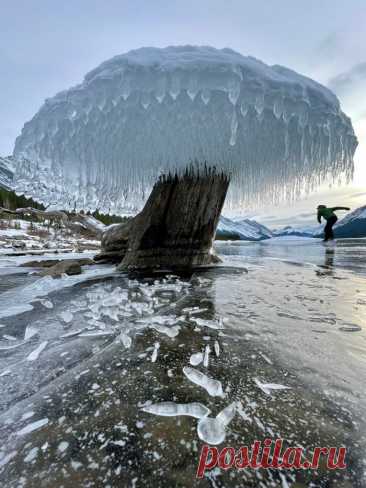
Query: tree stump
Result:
<box><xmin>95</xmin><ymin>168</ymin><xmax>230</xmax><ymax>270</ymax></box>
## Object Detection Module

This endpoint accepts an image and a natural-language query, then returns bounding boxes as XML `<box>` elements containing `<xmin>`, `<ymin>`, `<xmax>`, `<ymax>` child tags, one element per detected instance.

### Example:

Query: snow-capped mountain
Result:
<box><xmin>274</xmin><ymin>206</ymin><xmax>366</xmax><ymax>238</ymax></box>
<box><xmin>333</xmin><ymin>206</ymin><xmax>366</xmax><ymax>238</ymax></box>
<box><xmin>272</xmin><ymin>224</ymin><xmax>323</xmax><ymax>238</ymax></box>
<box><xmin>13</xmin><ymin>46</ymin><xmax>357</xmax><ymax>214</ymax></box>
<box><xmin>0</xmin><ymin>156</ymin><xmax>15</xmax><ymax>190</ymax></box>
<box><xmin>216</xmin><ymin>216</ymin><xmax>272</xmax><ymax>241</ymax></box>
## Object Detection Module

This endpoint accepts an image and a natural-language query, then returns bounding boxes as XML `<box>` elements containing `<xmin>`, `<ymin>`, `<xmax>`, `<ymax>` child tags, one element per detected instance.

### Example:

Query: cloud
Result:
<box><xmin>329</xmin><ymin>62</ymin><xmax>366</xmax><ymax>95</ymax></box>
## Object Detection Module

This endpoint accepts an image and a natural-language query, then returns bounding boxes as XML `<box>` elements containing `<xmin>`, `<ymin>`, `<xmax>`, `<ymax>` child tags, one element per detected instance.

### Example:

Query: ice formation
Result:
<box><xmin>13</xmin><ymin>46</ymin><xmax>357</xmax><ymax>213</ymax></box>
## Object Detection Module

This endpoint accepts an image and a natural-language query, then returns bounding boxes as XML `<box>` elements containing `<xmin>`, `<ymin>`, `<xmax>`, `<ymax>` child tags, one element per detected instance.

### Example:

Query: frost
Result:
<box><xmin>214</xmin><ymin>341</ymin><xmax>220</xmax><ymax>357</ymax></box>
<box><xmin>183</xmin><ymin>367</ymin><xmax>224</xmax><ymax>397</ymax></box>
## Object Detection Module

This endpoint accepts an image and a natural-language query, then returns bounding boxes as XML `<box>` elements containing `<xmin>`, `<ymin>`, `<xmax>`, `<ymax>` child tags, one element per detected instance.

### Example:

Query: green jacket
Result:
<box><xmin>317</xmin><ymin>206</ymin><xmax>350</xmax><ymax>223</ymax></box>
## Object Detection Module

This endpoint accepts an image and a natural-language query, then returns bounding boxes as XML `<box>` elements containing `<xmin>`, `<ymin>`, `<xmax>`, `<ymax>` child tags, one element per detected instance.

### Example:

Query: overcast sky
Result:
<box><xmin>1</xmin><ymin>0</ymin><xmax>365</xmax><ymax>224</ymax></box>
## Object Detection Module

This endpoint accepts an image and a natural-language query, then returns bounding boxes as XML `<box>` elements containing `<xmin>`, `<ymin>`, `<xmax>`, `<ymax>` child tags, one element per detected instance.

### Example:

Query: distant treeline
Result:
<box><xmin>0</xmin><ymin>185</ymin><xmax>132</xmax><ymax>226</ymax></box>
<box><xmin>0</xmin><ymin>186</ymin><xmax>45</xmax><ymax>211</ymax></box>
<box><xmin>89</xmin><ymin>210</ymin><xmax>130</xmax><ymax>226</ymax></box>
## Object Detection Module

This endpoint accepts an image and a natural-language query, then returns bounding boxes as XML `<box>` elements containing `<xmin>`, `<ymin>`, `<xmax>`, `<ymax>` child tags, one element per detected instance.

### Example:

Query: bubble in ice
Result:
<box><xmin>151</xmin><ymin>342</ymin><xmax>160</xmax><ymax>363</ymax></box>
<box><xmin>26</xmin><ymin>341</ymin><xmax>48</xmax><ymax>361</ymax></box>
<box><xmin>60</xmin><ymin>311</ymin><xmax>74</xmax><ymax>323</ymax></box>
<box><xmin>24</xmin><ymin>325</ymin><xmax>39</xmax><ymax>341</ymax></box>
<box><xmin>183</xmin><ymin>367</ymin><xmax>224</xmax><ymax>397</ymax></box>
<box><xmin>197</xmin><ymin>402</ymin><xmax>237</xmax><ymax>445</ymax></box>
<box><xmin>189</xmin><ymin>352</ymin><xmax>204</xmax><ymax>366</ymax></box>
<box><xmin>254</xmin><ymin>378</ymin><xmax>291</xmax><ymax>395</ymax></box>
<box><xmin>142</xmin><ymin>401</ymin><xmax>210</xmax><ymax>419</ymax></box>
<box><xmin>16</xmin><ymin>418</ymin><xmax>49</xmax><ymax>436</ymax></box>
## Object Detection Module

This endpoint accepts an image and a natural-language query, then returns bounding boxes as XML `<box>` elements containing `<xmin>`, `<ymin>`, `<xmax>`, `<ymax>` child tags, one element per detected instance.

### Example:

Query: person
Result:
<box><xmin>317</xmin><ymin>205</ymin><xmax>350</xmax><ymax>241</ymax></box>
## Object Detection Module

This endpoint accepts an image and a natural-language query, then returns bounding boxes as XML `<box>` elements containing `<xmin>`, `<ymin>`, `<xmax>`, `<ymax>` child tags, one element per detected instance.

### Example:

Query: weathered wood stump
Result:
<box><xmin>95</xmin><ymin>168</ymin><xmax>230</xmax><ymax>270</ymax></box>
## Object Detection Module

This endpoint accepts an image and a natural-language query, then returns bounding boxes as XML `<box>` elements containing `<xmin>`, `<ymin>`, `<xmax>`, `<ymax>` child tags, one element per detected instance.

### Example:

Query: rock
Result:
<box><xmin>21</xmin><ymin>258</ymin><xmax>93</xmax><ymax>268</ymax></box>
<box><xmin>38</xmin><ymin>261</ymin><xmax>83</xmax><ymax>278</ymax></box>
<box><xmin>94</xmin><ymin>221</ymin><xmax>133</xmax><ymax>262</ymax></box>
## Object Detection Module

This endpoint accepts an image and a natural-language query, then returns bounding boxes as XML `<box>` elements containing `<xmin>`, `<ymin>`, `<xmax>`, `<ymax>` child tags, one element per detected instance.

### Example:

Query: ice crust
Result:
<box><xmin>13</xmin><ymin>46</ymin><xmax>357</xmax><ymax>213</ymax></box>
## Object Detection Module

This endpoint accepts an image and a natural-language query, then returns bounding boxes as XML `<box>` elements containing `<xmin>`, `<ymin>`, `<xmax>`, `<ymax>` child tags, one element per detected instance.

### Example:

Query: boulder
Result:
<box><xmin>21</xmin><ymin>258</ymin><xmax>93</xmax><ymax>268</ymax></box>
<box><xmin>38</xmin><ymin>260</ymin><xmax>83</xmax><ymax>278</ymax></box>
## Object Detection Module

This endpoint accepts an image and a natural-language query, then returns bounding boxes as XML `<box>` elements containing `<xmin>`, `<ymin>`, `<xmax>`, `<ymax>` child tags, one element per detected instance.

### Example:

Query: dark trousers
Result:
<box><xmin>324</xmin><ymin>215</ymin><xmax>337</xmax><ymax>241</ymax></box>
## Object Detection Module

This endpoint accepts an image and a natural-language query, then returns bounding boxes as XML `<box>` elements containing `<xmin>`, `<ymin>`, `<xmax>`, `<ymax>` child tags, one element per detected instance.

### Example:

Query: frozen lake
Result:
<box><xmin>0</xmin><ymin>238</ymin><xmax>365</xmax><ymax>487</ymax></box>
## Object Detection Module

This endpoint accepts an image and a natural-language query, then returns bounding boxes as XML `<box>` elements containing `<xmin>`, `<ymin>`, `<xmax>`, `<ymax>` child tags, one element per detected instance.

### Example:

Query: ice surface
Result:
<box><xmin>0</xmin><ymin>342</ymin><xmax>26</xmax><ymax>351</ymax></box>
<box><xmin>183</xmin><ymin>367</ymin><xmax>224</xmax><ymax>397</ymax></box>
<box><xmin>254</xmin><ymin>378</ymin><xmax>291</xmax><ymax>395</ymax></box>
<box><xmin>142</xmin><ymin>401</ymin><xmax>210</xmax><ymax>419</ymax></box>
<box><xmin>13</xmin><ymin>46</ymin><xmax>356</xmax><ymax>214</ymax></box>
<box><xmin>0</xmin><ymin>265</ymin><xmax>114</xmax><ymax>319</ymax></box>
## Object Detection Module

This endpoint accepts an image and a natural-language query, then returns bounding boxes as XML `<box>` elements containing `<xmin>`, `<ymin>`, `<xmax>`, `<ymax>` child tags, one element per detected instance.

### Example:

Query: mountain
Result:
<box><xmin>333</xmin><ymin>206</ymin><xmax>366</xmax><ymax>238</ymax></box>
<box><xmin>13</xmin><ymin>46</ymin><xmax>357</xmax><ymax>214</ymax></box>
<box><xmin>274</xmin><ymin>206</ymin><xmax>366</xmax><ymax>238</ymax></box>
<box><xmin>272</xmin><ymin>224</ymin><xmax>323</xmax><ymax>238</ymax></box>
<box><xmin>0</xmin><ymin>156</ymin><xmax>15</xmax><ymax>190</ymax></box>
<box><xmin>216</xmin><ymin>216</ymin><xmax>272</xmax><ymax>241</ymax></box>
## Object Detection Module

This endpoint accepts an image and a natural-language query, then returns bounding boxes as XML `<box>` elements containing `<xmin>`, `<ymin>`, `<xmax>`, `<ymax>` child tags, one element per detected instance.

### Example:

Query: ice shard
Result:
<box><xmin>13</xmin><ymin>46</ymin><xmax>357</xmax><ymax>213</ymax></box>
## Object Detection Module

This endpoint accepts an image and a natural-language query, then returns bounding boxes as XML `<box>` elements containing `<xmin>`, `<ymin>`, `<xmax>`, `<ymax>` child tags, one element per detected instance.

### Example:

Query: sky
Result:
<box><xmin>0</xmin><ymin>0</ymin><xmax>365</xmax><ymax>226</ymax></box>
